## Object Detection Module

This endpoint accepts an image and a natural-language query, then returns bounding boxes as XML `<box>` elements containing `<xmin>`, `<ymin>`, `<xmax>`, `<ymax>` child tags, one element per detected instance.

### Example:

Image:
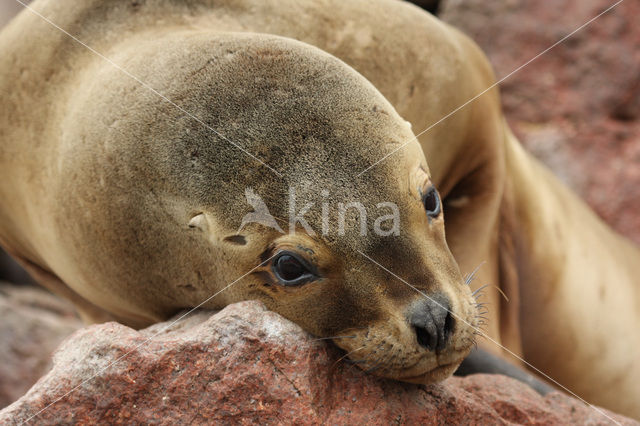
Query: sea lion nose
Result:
<box><xmin>409</xmin><ymin>294</ymin><xmax>455</xmax><ymax>352</ymax></box>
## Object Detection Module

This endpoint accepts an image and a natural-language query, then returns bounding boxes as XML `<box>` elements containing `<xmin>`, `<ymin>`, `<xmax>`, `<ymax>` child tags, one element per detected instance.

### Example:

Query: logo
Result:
<box><xmin>238</xmin><ymin>188</ymin><xmax>284</xmax><ymax>233</ymax></box>
<box><xmin>238</xmin><ymin>187</ymin><xmax>400</xmax><ymax>236</ymax></box>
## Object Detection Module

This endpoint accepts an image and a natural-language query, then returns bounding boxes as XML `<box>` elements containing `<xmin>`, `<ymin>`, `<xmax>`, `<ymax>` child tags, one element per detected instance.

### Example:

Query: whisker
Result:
<box><xmin>361</xmin><ymin>342</ymin><xmax>384</xmax><ymax>373</ymax></box>
<box><xmin>464</xmin><ymin>261</ymin><xmax>486</xmax><ymax>286</ymax></box>
<box><xmin>472</xmin><ymin>284</ymin><xmax>510</xmax><ymax>303</ymax></box>
<box><xmin>493</xmin><ymin>285</ymin><xmax>509</xmax><ymax>303</ymax></box>
<box><xmin>472</xmin><ymin>284</ymin><xmax>489</xmax><ymax>297</ymax></box>
<box><xmin>365</xmin><ymin>346</ymin><xmax>395</xmax><ymax>374</ymax></box>
<box><xmin>364</xmin><ymin>358</ymin><xmax>382</xmax><ymax>374</ymax></box>
<box><xmin>311</xmin><ymin>335</ymin><xmax>357</xmax><ymax>342</ymax></box>
<box><xmin>332</xmin><ymin>346</ymin><xmax>366</xmax><ymax>369</ymax></box>
<box><xmin>381</xmin><ymin>349</ymin><xmax>399</xmax><ymax>374</ymax></box>
<box><xmin>344</xmin><ymin>326</ymin><xmax>370</xmax><ymax>331</ymax></box>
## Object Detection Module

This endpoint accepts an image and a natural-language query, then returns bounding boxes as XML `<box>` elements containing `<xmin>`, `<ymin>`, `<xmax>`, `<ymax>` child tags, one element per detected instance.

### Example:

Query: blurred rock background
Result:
<box><xmin>0</xmin><ymin>285</ymin><xmax>81</xmax><ymax>408</ymax></box>
<box><xmin>439</xmin><ymin>0</ymin><xmax>640</xmax><ymax>243</ymax></box>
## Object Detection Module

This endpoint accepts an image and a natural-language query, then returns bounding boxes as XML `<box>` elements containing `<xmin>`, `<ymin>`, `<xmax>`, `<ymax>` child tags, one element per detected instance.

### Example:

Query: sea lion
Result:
<box><xmin>0</xmin><ymin>0</ymin><xmax>638</xmax><ymax>418</ymax></box>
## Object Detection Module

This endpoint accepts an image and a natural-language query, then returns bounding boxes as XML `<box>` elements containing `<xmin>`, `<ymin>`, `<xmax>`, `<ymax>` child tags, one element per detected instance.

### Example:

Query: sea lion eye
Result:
<box><xmin>272</xmin><ymin>252</ymin><xmax>314</xmax><ymax>286</ymax></box>
<box><xmin>422</xmin><ymin>186</ymin><xmax>441</xmax><ymax>218</ymax></box>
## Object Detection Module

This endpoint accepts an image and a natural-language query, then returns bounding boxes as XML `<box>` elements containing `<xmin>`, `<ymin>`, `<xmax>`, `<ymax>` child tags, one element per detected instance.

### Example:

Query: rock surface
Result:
<box><xmin>1</xmin><ymin>301</ymin><xmax>634</xmax><ymax>425</ymax></box>
<box><xmin>0</xmin><ymin>283</ymin><xmax>82</xmax><ymax>409</ymax></box>
<box><xmin>441</xmin><ymin>0</ymin><xmax>640</xmax><ymax>244</ymax></box>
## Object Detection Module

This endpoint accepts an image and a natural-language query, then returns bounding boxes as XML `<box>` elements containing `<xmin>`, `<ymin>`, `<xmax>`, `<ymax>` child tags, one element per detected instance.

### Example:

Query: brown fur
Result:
<box><xmin>0</xmin><ymin>0</ymin><xmax>638</xmax><ymax>418</ymax></box>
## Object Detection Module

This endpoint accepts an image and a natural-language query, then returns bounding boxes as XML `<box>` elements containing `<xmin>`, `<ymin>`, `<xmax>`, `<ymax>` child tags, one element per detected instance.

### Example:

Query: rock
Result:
<box><xmin>440</xmin><ymin>0</ymin><xmax>640</xmax><ymax>244</ymax></box>
<box><xmin>1</xmin><ymin>301</ymin><xmax>634</xmax><ymax>425</ymax></box>
<box><xmin>0</xmin><ymin>283</ymin><xmax>82</xmax><ymax>409</ymax></box>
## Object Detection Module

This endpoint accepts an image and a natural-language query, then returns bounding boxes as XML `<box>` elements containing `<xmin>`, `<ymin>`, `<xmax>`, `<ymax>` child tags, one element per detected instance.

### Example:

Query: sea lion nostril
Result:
<box><xmin>410</xmin><ymin>294</ymin><xmax>454</xmax><ymax>352</ymax></box>
<box><xmin>439</xmin><ymin>309</ymin><xmax>455</xmax><ymax>351</ymax></box>
<box><xmin>415</xmin><ymin>323</ymin><xmax>438</xmax><ymax>351</ymax></box>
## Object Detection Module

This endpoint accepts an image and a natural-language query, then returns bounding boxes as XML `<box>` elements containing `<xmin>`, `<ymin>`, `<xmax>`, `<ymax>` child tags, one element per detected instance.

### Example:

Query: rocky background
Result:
<box><xmin>440</xmin><ymin>0</ymin><xmax>640</xmax><ymax>244</ymax></box>
<box><xmin>0</xmin><ymin>285</ymin><xmax>81</xmax><ymax>408</ymax></box>
<box><xmin>0</xmin><ymin>0</ymin><xmax>638</xmax><ymax>423</ymax></box>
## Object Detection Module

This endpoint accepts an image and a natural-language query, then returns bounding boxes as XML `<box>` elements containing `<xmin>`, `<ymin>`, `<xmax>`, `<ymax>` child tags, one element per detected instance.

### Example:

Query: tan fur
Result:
<box><xmin>0</xmin><ymin>0</ymin><xmax>638</xmax><ymax>418</ymax></box>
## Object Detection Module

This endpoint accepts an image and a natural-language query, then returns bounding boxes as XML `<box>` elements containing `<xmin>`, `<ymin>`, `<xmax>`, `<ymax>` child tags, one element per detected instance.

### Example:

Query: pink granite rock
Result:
<box><xmin>1</xmin><ymin>301</ymin><xmax>633</xmax><ymax>425</ymax></box>
<box><xmin>0</xmin><ymin>283</ymin><xmax>81</xmax><ymax>409</ymax></box>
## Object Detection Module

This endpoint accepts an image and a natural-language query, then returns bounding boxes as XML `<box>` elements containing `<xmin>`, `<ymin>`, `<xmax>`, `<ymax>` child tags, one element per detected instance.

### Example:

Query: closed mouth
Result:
<box><xmin>401</xmin><ymin>361</ymin><xmax>457</xmax><ymax>381</ymax></box>
<box><xmin>395</xmin><ymin>355</ymin><xmax>465</xmax><ymax>384</ymax></box>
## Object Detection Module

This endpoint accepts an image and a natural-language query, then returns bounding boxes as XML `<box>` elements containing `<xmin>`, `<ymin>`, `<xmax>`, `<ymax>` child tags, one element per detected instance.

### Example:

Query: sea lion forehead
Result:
<box><xmin>148</xmin><ymin>33</ymin><xmax>411</xmax><ymax>162</ymax></box>
<box><xmin>134</xmin><ymin>33</ymin><xmax>419</xmax><ymax>204</ymax></box>
<box><xmin>217</xmin><ymin>35</ymin><xmax>412</xmax><ymax>165</ymax></box>
<box><xmin>75</xmin><ymin>31</ymin><xmax>420</xmax><ymax>232</ymax></box>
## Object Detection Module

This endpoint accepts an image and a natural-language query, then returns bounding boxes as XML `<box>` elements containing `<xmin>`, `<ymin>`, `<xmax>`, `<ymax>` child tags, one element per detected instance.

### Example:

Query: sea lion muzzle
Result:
<box><xmin>408</xmin><ymin>293</ymin><xmax>455</xmax><ymax>353</ymax></box>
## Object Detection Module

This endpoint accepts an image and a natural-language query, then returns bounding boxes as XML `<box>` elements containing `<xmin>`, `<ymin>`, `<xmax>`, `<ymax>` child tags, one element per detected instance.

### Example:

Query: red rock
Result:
<box><xmin>1</xmin><ymin>301</ymin><xmax>634</xmax><ymax>425</ymax></box>
<box><xmin>0</xmin><ymin>283</ymin><xmax>81</xmax><ymax>409</ymax></box>
<box><xmin>440</xmin><ymin>0</ymin><xmax>640</xmax><ymax>244</ymax></box>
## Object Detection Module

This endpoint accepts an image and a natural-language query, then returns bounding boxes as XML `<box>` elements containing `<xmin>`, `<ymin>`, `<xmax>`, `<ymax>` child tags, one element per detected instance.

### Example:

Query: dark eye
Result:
<box><xmin>422</xmin><ymin>186</ymin><xmax>441</xmax><ymax>219</ymax></box>
<box><xmin>272</xmin><ymin>252</ymin><xmax>315</xmax><ymax>286</ymax></box>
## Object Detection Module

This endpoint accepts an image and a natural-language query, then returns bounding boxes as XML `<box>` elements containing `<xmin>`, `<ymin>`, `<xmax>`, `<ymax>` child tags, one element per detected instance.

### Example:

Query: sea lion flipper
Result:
<box><xmin>454</xmin><ymin>347</ymin><xmax>554</xmax><ymax>396</ymax></box>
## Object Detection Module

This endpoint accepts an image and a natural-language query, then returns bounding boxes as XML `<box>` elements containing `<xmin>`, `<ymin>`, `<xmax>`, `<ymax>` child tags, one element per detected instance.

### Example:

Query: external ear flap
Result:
<box><xmin>223</xmin><ymin>235</ymin><xmax>247</xmax><ymax>245</ymax></box>
<box><xmin>188</xmin><ymin>213</ymin><xmax>246</xmax><ymax>245</ymax></box>
<box><xmin>188</xmin><ymin>213</ymin><xmax>208</xmax><ymax>231</ymax></box>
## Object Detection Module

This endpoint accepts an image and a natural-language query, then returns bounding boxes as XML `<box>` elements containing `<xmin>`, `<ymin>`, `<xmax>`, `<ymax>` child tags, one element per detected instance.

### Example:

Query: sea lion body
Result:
<box><xmin>0</xmin><ymin>0</ymin><xmax>638</xmax><ymax>418</ymax></box>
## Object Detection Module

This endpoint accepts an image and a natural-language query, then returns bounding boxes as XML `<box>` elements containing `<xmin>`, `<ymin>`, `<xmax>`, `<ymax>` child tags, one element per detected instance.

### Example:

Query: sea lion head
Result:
<box><xmin>59</xmin><ymin>32</ymin><xmax>478</xmax><ymax>383</ymax></box>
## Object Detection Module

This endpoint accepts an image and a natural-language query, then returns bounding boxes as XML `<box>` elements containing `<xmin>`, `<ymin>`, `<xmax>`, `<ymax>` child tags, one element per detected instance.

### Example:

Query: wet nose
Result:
<box><xmin>409</xmin><ymin>294</ymin><xmax>455</xmax><ymax>352</ymax></box>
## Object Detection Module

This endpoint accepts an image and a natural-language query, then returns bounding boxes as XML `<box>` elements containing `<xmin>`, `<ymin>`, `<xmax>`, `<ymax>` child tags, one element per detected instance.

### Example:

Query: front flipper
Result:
<box><xmin>12</xmin><ymin>254</ymin><xmax>116</xmax><ymax>325</ymax></box>
<box><xmin>455</xmin><ymin>347</ymin><xmax>555</xmax><ymax>395</ymax></box>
